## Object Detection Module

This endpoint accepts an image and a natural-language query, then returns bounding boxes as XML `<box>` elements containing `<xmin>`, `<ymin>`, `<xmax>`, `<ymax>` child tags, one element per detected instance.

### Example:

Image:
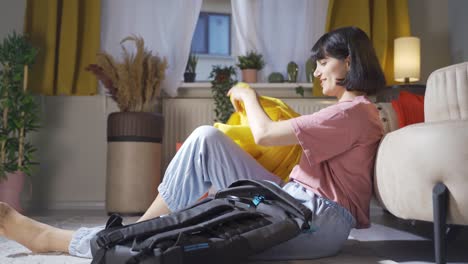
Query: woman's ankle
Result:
<box><xmin>0</xmin><ymin>202</ymin><xmax>50</xmax><ymax>253</ymax></box>
<box><xmin>0</xmin><ymin>201</ymin><xmax>73</xmax><ymax>254</ymax></box>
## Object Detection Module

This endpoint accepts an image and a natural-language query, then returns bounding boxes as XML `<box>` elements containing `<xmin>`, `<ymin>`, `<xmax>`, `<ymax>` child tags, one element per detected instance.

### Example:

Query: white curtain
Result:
<box><xmin>101</xmin><ymin>0</ymin><xmax>202</xmax><ymax>97</ymax></box>
<box><xmin>232</xmin><ymin>0</ymin><xmax>329</xmax><ymax>82</ymax></box>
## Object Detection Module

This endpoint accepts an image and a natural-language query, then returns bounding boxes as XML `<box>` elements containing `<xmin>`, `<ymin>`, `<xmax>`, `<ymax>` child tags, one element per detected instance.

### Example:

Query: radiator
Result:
<box><xmin>161</xmin><ymin>97</ymin><xmax>335</xmax><ymax>172</ymax></box>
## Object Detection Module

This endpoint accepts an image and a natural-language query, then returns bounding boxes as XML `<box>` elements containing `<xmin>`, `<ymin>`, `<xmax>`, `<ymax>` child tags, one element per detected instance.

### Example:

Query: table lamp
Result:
<box><xmin>394</xmin><ymin>36</ymin><xmax>420</xmax><ymax>85</ymax></box>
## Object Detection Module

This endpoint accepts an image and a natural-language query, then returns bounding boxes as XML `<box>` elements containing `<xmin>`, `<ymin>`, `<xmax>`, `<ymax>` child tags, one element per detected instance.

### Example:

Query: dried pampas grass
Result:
<box><xmin>87</xmin><ymin>35</ymin><xmax>168</xmax><ymax>112</ymax></box>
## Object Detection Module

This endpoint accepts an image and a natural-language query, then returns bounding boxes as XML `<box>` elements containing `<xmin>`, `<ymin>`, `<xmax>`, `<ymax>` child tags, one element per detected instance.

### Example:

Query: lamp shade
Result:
<box><xmin>394</xmin><ymin>36</ymin><xmax>420</xmax><ymax>83</ymax></box>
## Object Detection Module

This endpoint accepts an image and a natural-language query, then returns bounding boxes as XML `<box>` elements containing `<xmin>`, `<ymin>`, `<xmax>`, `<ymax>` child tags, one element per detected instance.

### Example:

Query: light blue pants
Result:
<box><xmin>69</xmin><ymin>126</ymin><xmax>356</xmax><ymax>259</ymax></box>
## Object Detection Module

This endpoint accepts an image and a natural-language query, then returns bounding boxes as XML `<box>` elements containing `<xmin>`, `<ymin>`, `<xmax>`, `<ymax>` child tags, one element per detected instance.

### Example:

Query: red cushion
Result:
<box><xmin>391</xmin><ymin>91</ymin><xmax>425</xmax><ymax>128</ymax></box>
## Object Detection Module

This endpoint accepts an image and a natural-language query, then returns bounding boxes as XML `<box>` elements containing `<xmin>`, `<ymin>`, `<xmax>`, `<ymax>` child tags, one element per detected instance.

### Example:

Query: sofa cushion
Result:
<box><xmin>375</xmin><ymin>102</ymin><xmax>399</xmax><ymax>134</ymax></box>
<box><xmin>391</xmin><ymin>91</ymin><xmax>425</xmax><ymax>128</ymax></box>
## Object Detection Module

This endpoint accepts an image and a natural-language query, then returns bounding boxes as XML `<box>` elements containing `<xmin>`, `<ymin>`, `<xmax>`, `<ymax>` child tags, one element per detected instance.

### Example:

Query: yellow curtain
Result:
<box><xmin>24</xmin><ymin>0</ymin><xmax>100</xmax><ymax>95</ymax></box>
<box><xmin>313</xmin><ymin>0</ymin><xmax>411</xmax><ymax>96</ymax></box>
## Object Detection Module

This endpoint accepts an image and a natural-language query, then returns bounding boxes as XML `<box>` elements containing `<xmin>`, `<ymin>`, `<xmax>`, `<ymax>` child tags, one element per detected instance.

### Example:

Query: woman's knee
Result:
<box><xmin>190</xmin><ymin>125</ymin><xmax>225</xmax><ymax>142</ymax></box>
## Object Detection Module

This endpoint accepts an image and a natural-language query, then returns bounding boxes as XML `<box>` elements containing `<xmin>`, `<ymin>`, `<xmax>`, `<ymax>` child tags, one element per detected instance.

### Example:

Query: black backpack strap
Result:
<box><xmin>217</xmin><ymin>180</ymin><xmax>312</xmax><ymax>228</ymax></box>
<box><xmin>106</xmin><ymin>214</ymin><xmax>123</xmax><ymax>228</ymax></box>
<box><xmin>94</xmin><ymin>199</ymin><xmax>232</xmax><ymax>250</ymax></box>
<box><xmin>91</xmin><ymin>214</ymin><xmax>124</xmax><ymax>264</ymax></box>
<box><xmin>133</xmin><ymin>209</ymin><xmax>262</xmax><ymax>251</ymax></box>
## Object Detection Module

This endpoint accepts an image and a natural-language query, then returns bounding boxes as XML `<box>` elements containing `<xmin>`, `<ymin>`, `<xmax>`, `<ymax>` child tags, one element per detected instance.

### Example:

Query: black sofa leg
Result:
<box><xmin>433</xmin><ymin>183</ymin><xmax>448</xmax><ymax>264</ymax></box>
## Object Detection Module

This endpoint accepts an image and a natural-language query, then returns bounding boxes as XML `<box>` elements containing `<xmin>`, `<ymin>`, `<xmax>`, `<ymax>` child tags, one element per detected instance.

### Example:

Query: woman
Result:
<box><xmin>0</xmin><ymin>26</ymin><xmax>385</xmax><ymax>259</ymax></box>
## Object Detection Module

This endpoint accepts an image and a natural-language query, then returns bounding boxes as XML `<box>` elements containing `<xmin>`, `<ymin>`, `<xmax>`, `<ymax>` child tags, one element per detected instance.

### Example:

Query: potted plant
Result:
<box><xmin>287</xmin><ymin>61</ymin><xmax>299</xmax><ymax>83</ymax></box>
<box><xmin>184</xmin><ymin>52</ymin><xmax>198</xmax><ymax>82</ymax></box>
<box><xmin>209</xmin><ymin>65</ymin><xmax>237</xmax><ymax>123</ymax></box>
<box><xmin>236</xmin><ymin>50</ymin><xmax>265</xmax><ymax>83</ymax></box>
<box><xmin>86</xmin><ymin>35</ymin><xmax>168</xmax><ymax>214</ymax></box>
<box><xmin>0</xmin><ymin>32</ymin><xmax>40</xmax><ymax>213</ymax></box>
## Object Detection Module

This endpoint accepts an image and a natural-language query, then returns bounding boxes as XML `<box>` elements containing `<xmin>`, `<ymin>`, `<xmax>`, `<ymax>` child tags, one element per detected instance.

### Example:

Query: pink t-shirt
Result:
<box><xmin>290</xmin><ymin>96</ymin><xmax>383</xmax><ymax>228</ymax></box>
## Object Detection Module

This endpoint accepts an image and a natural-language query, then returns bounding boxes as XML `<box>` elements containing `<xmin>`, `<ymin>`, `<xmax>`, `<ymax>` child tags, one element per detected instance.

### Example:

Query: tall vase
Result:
<box><xmin>0</xmin><ymin>171</ymin><xmax>25</xmax><ymax>213</ymax></box>
<box><xmin>106</xmin><ymin>112</ymin><xmax>164</xmax><ymax>215</ymax></box>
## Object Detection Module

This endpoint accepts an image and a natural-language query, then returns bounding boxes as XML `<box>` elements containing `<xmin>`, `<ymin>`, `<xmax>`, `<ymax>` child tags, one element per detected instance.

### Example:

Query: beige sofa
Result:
<box><xmin>374</xmin><ymin>62</ymin><xmax>468</xmax><ymax>264</ymax></box>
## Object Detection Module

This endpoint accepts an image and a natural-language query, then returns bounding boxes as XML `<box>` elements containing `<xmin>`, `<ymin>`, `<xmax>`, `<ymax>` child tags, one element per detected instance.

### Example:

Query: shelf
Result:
<box><xmin>179</xmin><ymin>82</ymin><xmax>312</xmax><ymax>89</ymax></box>
<box><xmin>175</xmin><ymin>82</ymin><xmax>315</xmax><ymax>98</ymax></box>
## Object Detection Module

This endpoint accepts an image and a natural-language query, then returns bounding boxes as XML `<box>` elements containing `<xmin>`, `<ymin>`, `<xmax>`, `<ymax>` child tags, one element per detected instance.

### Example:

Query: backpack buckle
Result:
<box><xmin>96</xmin><ymin>236</ymin><xmax>110</xmax><ymax>248</ymax></box>
<box><xmin>96</xmin><ymin>231</ymin><xmax>124</xmax><ymax>248</ymax></box>
<box><xmin>252</xmin><ymin>195</ymin><xmax>265</xmax><ymax>206</ymax></box>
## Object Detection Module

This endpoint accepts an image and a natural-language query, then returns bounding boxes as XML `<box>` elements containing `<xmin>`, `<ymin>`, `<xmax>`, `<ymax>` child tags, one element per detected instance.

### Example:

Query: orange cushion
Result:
<box><xmin>391</xmin><ymin>91</ymin><xmax>425</xmax><ymax>128</ymax></box>
<box><xmin>176</xmin><ymin>142</ymin><xmax>183</xmax><ymax>152</ymax></box>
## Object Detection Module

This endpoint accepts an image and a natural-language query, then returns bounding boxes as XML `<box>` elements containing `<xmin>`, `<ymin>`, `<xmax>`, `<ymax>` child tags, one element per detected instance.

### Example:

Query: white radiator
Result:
<box><xmin>161</xmin><ymin>97</ymin><xmax>336</xmax><ymax>172</ymax></box>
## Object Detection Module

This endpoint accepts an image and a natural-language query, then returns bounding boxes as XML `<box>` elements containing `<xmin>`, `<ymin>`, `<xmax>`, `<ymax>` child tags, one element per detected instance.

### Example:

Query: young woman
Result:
<box><xmin>0</xmin><ymin>26</ymin><xmax>385</xmax><ymax>259</ymax></box>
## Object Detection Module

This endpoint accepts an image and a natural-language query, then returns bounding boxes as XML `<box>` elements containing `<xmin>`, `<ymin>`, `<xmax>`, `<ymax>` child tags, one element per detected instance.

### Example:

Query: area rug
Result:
<box><xmin>2</xmin><ymin>210</ymin><xmax>462</xmax><ymax>264</ymax></box>
<box><xmin>0</xmin><ymin>236</ymin><xmax>392</xmax><ymax>264</ymax></box>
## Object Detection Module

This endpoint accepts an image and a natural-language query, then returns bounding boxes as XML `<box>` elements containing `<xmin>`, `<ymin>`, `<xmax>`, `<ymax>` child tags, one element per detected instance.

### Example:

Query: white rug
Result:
<box><xmin>0</xmin><ymin>237</ymin><xmax>90</xmax><ymax>264</ymax></box>
<box><xmin>0</xmin><ymin>236</ymin><xmax>391</xmax><ymax>264</ymax></box>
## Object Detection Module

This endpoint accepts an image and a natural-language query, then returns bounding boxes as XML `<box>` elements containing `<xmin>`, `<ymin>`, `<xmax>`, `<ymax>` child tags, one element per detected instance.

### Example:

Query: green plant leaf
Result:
<box><xmin>236</xmin><ymin>51</ymin><xmax>265</xmax><ymax>70</ymax></box>
<box><xmin>295</xmin><ymin>86</ymin><xmax>305</xmax><ymax>97</ymax></box>
<box><xmin>0</xmin><ymin>32</ymin><xmax>40</xmax><ymax>175</ymax></box>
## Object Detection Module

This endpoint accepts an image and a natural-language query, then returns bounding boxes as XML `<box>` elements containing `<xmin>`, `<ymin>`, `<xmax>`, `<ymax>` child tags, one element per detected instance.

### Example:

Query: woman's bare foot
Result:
<box><xmin>0</xmin><ymin>202</ymin><xmax>73</xmax><ymax>253</ymax></box>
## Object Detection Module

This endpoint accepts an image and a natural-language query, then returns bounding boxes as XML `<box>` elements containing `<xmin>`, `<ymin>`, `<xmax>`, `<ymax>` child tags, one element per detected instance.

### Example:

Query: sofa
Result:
<box><xmin>373</xmin><ymin>62</ymin><xmax>468</xmax><ymax>264</ymax></box>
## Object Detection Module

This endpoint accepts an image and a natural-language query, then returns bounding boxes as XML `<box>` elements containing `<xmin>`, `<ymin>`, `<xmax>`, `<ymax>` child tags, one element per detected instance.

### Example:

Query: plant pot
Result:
<box><xmin>184</xmin><ymin>72</ymin><xmax>196</xmax><ymax>82</ymax></box>
<box><xmin>106</xmin><ymin>112</ymin><xmax>164</xmax><ymax>215</ymax></box>
<box><xmin>242</xmin><ymin>69</ymin><xmax>258</xmax><ymax>83</ymax></box>
<box><xmin>0</xmin><ymin>171</ymin><xmax>26</xmax><ymax>213</ymax></box>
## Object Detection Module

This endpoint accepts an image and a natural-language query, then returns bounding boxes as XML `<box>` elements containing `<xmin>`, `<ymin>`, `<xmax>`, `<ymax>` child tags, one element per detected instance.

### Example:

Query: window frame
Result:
<box><xmin>192</xmin><ymin>11</ymin><xmax>232</xmax><ymax>56</ymax></box>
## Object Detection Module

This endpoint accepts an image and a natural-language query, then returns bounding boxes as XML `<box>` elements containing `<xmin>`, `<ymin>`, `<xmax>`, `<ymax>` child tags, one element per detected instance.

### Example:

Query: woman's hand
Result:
<box><xmin>227</xmin><ymin>82</ymin><xmax>257</xmax><ymax>112</ymax></box>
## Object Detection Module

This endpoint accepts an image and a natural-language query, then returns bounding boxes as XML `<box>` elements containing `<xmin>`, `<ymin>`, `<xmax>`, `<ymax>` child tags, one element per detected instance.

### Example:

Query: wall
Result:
<box><xmin>0</xmin><ymin>0</ymin><xmax>26</xmax><ymax>73</ymax></box>
<box><xmin>408</xmin><ymin>0</ymin><xmax>451</xmax><ymax>84</ymax></box>
<box><xmin>448</xmin><ymin>0</ymin><xmax>468</xmax><ymax>63</ymax></box>
<box><xmin>28</xmin><ymin>96</ymin><xmax>117</xmax><ymax>210</ymax></box>
<box><xmin>0</xmin><ymin>0</ymin><xmax>26</xmax><ymax>41</ymax></box>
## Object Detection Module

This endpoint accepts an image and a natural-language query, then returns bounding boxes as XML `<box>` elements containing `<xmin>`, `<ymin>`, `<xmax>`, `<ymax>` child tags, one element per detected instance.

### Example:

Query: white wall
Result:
<box><xmin>28</xmin><ymin>96</ymin><xmax>115</xmax><ymax>210</ymax></box>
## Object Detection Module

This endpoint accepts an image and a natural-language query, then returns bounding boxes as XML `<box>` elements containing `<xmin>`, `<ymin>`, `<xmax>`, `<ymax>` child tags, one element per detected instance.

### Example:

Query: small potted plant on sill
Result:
<box><xmin>0</xmin><ymin>32</ymin><xmax>40</xmax><ymax>213</ymax></box>
<box><xmin>184</xmin><ymin>52</ymin><xmax>198</xmax><ymax>82</ymax></box>
<box><xmin>86</xmin><ymin>35</ymin><xmax>168</xmax><ymax>215</ymax></box>
<box><xmin>236</xmin><ymin>50</ymin><xmax>265</xmax><ymax>83</ymax></box>
<box><xmin>209</xmin><ymin>65</ymin><xmax>237</xmax><ymax>123</ymax></box>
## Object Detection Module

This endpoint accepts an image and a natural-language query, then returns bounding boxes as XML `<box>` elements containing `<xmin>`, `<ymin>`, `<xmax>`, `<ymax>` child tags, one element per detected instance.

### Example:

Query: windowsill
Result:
<box><xmin>195</xmin><ymin>54</ymin><xmax>234</xmax><ymax>60</ymax></box>
<box><xmin>174</xmin><ymin>82</ymin><xmax>319</xmax><ymax>98</ymax></box>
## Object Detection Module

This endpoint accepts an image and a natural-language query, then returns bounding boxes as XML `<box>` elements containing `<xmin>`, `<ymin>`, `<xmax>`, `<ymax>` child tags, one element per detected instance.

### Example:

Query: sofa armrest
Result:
<box><xmin>374</xmin><ymin>120</ymin><xmax>468</xmax><ymax>225</ymax></box>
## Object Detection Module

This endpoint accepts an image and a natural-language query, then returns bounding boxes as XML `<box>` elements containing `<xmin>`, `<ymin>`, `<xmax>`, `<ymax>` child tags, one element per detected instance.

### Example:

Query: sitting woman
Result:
<box><xmin>0</xmin><ymin>26</ymin><xmax>385</xmax><ymax>259</ymax></box>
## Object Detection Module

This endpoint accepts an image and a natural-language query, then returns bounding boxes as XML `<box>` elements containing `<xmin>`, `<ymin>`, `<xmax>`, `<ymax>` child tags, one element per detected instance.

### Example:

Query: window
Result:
<box><xmin>191</xmin><ymin>12</ymin><xmax>231</xmax><ymax>56</ymax></box>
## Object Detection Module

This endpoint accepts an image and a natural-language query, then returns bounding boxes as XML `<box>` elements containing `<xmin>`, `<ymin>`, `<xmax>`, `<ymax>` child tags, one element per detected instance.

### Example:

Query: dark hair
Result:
<box><xmin>311</xmin><ymin>26</ymin><xmax>386</xmax><ymax>95</ymax></box>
